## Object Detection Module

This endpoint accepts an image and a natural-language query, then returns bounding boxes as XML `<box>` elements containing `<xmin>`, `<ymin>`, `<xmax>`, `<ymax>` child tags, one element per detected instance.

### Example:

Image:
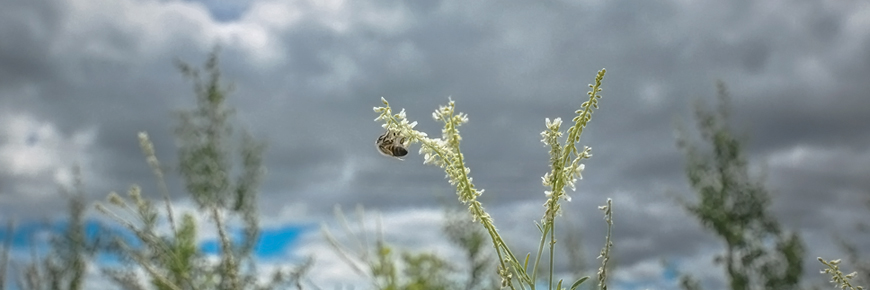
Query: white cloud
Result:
<box><xmin>0</xmin><ymin>113</ymin><xmax>96</xmax><ymax>189</ymax></box>
<box><xmin>768</xmin><ymin>144</ymin><xmax>870</xmax><ymax>176</ymax></box>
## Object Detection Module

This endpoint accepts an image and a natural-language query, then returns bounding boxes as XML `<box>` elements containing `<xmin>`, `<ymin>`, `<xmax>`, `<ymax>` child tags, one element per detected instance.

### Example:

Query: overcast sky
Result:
<box><xmin>1</xmin><ymin>0</ymin><xmax>869</xmax><ymax>289</ymax></box>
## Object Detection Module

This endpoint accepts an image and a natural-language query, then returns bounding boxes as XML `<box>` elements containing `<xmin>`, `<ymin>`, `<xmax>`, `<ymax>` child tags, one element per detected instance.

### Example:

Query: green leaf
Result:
<box><xmin>569</xmin><ymin>276</ymin><xmax>589</xmax><ymax>290</ymax></box>
<box><xmin>524</xmin><ymin>253</ymin><xmax>530</xmax><ymax>271</ymax></box>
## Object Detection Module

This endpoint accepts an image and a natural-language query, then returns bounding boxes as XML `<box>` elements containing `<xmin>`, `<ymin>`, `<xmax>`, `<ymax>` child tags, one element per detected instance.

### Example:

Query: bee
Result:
<box><xmin>376</xmin><ymin>130</ymin><xmax>409</xmax><ymax>159</ymax></box>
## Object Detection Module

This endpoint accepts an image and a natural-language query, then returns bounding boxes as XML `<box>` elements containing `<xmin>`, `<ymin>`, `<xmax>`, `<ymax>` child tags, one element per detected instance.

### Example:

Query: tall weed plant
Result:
<box><xmin>372</xmin><ymin>69</ymin><xmax>611</xmax><ymax>290</ymax></box>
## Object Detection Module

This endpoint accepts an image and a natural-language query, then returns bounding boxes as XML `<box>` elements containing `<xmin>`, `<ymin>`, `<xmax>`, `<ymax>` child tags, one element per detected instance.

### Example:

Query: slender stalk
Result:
<box><xmin>549</xmin><ymin>220</ymin><xmax>556</xmax><ymax>290</ymax></box>
<box><xmin>597</xmin><ymin>199</ymin><xmax>613</xmax><ymax>290</ymax></box>
<box><xmin>531</xmin><ymin>224</ymin><xmax>549</xmax><ymax>288</ymax></box>
<box><xmin>140</xmin><ymin>132</ymin><xmax>179</xmax><ymax>238</ymax></box>
<box><xmin>211</xmin><ymin>206</ymin><xmax>239</xmax><ymax>289</ymax></box>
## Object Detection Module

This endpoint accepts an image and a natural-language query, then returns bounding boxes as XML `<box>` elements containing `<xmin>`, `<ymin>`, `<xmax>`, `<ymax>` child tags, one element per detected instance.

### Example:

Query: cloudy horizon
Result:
<box><xmin>2</xmin><ymin>0</ymin><xmax>869</xmax><ymax>289</ymax></box>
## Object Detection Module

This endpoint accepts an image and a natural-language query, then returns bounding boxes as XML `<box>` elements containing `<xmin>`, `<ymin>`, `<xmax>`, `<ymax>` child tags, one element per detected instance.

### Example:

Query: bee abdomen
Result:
<box><xmin>392</xmin><ymin>146</ymin><xmax>408</xmax><ymax>157</ymax></box>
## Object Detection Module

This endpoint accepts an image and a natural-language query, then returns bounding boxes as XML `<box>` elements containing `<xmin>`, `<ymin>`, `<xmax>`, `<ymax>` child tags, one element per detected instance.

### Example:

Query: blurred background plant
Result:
<box><xmin>323</xmin><ymin>205</ymin><xmax>501</xmax><ymax>290</ymax></box>
<box><xmin>675</xmin><ymin>82</ymin><xmax>804</xmax><ymax>290</ymax></box>
<box><xmin>93</xmin><ymin>48</ymin><xmax>312</xmax><ymax>290</ymax></box>
<box><xmin>0</xmin><ymin>166</ymin><xmax>105</xmax><ymax>290</ymax></box>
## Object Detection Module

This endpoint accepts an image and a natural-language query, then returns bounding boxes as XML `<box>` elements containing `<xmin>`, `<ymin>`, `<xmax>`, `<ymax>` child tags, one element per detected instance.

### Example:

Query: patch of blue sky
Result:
<box><xmin>608</xmin><ymin>264</ymin><xmax>681</xmax><ymax>290</ymax></box>
<box><xmin>662</xmin><ymin>260</ymin><xmax>680</xmax><ymax>281</ymax></box>
<box><xmin>0</xmin><ymin>219</ymin><xmax>112</xmax><ymax>248</ymax></box>
<box><xmin>200</xmin><ymin>224</ymin><xmax>312</xmax><ymax>259</ymax></box>
<box><xmin>254</xmin><ymin>225</ymin><xmax>311</xmax><ymax>258</ymax></box>
<box><xmin>0</xmin><ymin>219</ymin><xmax>139</xmax><ymax>270</ymax></box>
<box><xmin>2</xmin><ymin>218</ymin><xmax>312</xmax><ymax>264</ymax></box>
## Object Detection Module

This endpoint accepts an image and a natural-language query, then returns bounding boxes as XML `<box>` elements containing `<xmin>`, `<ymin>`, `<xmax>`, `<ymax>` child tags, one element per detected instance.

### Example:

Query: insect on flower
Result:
<box><xmin>376</xmin><ymin>130</ymin><xmax>408</xmax><ymax>159</ymax></box>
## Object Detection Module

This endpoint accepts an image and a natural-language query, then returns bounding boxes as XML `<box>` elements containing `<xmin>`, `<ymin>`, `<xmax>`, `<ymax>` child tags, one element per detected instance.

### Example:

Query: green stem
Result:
<box><xmin>531</xmin><ymin>223</ymin><xmax>550</xmax><ymax>289</ymax></box>
<box><xmin>549</xmin><ymin>219</ymin><xmax>556</xmax><ymax>290</ymax></box>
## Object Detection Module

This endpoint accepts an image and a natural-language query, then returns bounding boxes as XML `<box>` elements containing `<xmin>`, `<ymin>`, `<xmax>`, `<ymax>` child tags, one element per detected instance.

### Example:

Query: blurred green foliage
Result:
<box><xmin>676</xmin><ymin>82</ymin><xmax>804</xmax><ymax>290</ymax></box>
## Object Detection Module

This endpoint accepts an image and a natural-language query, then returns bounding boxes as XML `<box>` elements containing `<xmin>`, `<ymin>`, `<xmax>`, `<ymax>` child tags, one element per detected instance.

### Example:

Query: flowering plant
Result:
<box><xmin>373</xmin><ymin>69</ymin><xmax>611</xmax><ymax>290</ymax></box>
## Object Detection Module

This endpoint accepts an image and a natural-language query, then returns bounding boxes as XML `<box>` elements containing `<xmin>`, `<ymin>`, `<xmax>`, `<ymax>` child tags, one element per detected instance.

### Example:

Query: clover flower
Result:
<box><xmin>819</xmin><ymin>257</ymin><xmax>865</xmax><ymax>290</ymax></box>
<box><xmin>373</xmin><ymin>68</ymin><xmax>607</xmax><ymax>290</ymax></box>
